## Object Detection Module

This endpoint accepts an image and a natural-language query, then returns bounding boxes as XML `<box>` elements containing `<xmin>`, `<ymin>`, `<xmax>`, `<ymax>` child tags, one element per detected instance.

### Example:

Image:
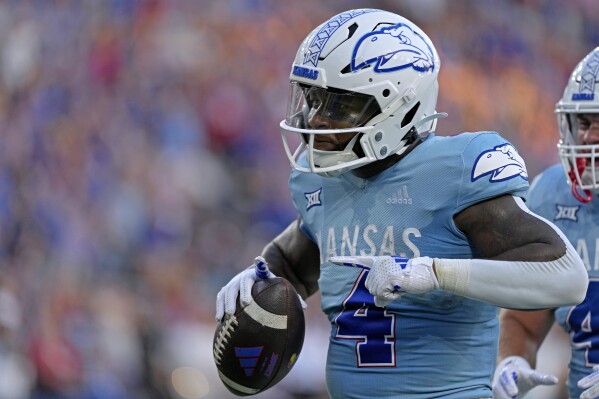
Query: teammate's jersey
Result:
<box><xmin>527</xmin><ymin>164</ymin><xmax>599</xmax><ymax>399</ymax></box>
<box><xmin>289</xmin><ymin>132</ymin><xmax>529</xmax><ymax>399</ymax></box>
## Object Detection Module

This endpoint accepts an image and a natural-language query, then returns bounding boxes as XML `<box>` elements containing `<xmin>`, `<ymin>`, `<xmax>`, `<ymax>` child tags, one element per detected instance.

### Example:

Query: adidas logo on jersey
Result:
<box><xmin>387</xmin><ymin>185</ymin><xmax>412</xmax><ymax>205</ymax></box>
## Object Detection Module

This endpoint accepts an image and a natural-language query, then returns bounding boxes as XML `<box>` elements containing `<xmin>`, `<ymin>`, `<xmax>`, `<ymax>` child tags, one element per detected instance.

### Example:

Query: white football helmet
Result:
<box><xmin>556</xmin><ymin>46</ymin><xmax>599</xmax><ymax>202</ymax></box>
<box><xmin>280</xmin><ymin>9</ymin><xmax>446</xmax><ymax>177</ymax></box>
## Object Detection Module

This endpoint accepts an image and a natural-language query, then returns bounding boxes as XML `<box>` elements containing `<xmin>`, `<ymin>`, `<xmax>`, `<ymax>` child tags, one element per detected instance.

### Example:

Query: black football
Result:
<box><xmin>213</xmin><ymin>277</ymin><xmax>305</xmax><ymax>396</ymax></box>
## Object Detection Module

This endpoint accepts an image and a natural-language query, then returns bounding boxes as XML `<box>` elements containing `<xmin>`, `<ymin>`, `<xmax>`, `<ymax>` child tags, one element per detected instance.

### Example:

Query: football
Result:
<box><xmin>212</xmin><ymin>277</ymin><xmax>305</xmax><ymax>396</ymax></box>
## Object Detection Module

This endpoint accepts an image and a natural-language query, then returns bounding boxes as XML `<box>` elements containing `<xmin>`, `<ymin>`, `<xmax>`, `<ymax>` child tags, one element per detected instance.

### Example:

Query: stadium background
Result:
<box><xmin>0</xmin><ymin>0</ymin><xmax>596</xmax><ymax>398</ymax></box>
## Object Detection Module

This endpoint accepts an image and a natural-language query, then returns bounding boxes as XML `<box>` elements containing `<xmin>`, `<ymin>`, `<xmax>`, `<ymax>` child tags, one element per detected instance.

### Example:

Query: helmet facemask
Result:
<box><xmin>282</xmin><ymin>83</ymin><xmax>381</xmax><ymax>177</ymax></box>
<box><xmin>557</xmin><ymin>113</ymin><xmax>599</xmax><ymax>203</ymax></box>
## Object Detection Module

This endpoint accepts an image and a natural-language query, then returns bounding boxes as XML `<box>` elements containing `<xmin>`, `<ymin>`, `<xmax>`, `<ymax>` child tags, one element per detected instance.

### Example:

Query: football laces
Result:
<box><xmin>213</xmin><ymin>315</ymin><xmax>238</xmax><ymax>365</ymax></box>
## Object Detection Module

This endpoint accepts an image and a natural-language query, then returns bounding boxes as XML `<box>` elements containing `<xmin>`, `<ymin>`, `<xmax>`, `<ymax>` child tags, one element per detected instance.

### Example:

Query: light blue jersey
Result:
<box><xmin>289</xmin><ymin>132</ymin><xmax>529</xmax><ymax>399</ymax></box>
<box><xmin>527</xmin><ymin>164</ymin><xmax>599</xmax><ymax>399</ymax></box>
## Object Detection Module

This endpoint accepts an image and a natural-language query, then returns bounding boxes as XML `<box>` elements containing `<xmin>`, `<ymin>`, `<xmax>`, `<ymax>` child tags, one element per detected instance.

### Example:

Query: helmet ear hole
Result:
<box><xmin>401</xmin><ymin>102</ymin><xmax>420</xmax><ymax>128</ymax></box>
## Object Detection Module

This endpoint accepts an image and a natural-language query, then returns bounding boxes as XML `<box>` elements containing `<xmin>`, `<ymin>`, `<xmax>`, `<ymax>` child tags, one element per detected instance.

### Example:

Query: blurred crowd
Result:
<box><xmin>0</xmin><ymin>0</ymin><xmax>597</xmax><ymax>398</ymax></box>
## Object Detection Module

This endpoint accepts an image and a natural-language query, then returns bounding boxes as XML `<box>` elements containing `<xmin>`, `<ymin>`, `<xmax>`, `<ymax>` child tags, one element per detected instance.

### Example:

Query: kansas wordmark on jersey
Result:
<box><xmin>313</xmin><ymin>224</ymin><xmax>422</xmax><ymax>262</ymax></box>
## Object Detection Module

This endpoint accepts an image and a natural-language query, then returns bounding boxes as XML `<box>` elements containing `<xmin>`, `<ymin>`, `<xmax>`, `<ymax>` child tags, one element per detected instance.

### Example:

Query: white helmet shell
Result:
<box><xmin>280</xmin><ymin>9</ymin><xmax>445</xmax><ymax>176</ymax></box>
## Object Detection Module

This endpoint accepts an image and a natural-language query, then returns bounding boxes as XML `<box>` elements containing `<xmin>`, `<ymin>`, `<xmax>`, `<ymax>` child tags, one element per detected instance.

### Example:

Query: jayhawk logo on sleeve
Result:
<box><xmin>351</xmin><ymin>23</ymin><xmax>435</xmax><ymax>73</ymax></box>
<box><xmin>471</xmin><ymin>143</ymin><xmax>528</xmax><ymax>182</ymax></box>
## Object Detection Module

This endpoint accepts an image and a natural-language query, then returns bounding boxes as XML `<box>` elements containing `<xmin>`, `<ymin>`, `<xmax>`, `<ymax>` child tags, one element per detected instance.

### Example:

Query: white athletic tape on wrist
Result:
<box><xmin>433</xmin><ymin>258</ymin><xmax>470</xmax><ymax>296</ymax></box>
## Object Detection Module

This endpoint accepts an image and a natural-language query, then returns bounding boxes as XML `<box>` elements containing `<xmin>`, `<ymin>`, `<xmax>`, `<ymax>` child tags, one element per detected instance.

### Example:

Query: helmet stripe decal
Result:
<box><xmin>574</xmin><ymin>51</ymin><xmax>599</xmax><ymax>101</ymax></box>
<box><xmin>303</xmin><ymin>9</ymin><xmax>378</xmax><ymax>67</ymax></box>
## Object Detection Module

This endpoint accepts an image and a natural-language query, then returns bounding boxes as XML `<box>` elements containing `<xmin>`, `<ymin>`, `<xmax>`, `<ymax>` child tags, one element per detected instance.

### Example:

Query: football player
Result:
<box><xmin>216</xmin><ymin>9</ymin><xmax>588</xmax><ymax>398</ymax></box>
<box><xmin>493</xmin><ymin>47</ymin><xmax>599</xmax><ymax>399</ymax></box>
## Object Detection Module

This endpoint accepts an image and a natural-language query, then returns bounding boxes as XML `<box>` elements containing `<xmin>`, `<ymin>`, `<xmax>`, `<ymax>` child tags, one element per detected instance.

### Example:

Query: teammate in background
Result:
<box><xmin>493</xmin><ymin>47</ymin><xmax>599</xmax><ymax>399</ymax></box>
<box><xmin>215</xmin><ymin>9</ymin><xmax>588</xmax><ymax>398</ymax></box>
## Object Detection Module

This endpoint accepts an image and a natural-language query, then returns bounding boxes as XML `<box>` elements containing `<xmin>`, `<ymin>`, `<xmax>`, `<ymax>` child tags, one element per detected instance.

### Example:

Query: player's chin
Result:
<box><xmin>313</xmin><ymin>141</ymin><xmax>343</xmax><ymax>151</ymax></box>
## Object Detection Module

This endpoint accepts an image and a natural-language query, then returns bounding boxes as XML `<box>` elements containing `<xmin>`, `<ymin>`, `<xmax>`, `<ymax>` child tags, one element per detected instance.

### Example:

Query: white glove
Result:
<box><xmin>492</xmin><ymin>356</ymin><xmax>558</xmax><ymax>399</ymax></box>
<box><xmin>215</xmin><ymin>256</ymin><xmax>307</xmax><ymax>322</ymax></box>
<box><xmin>215</xmin><ymin>256</ymin><xmax>276</xmax><ymax>322</ymax></box>
<box><xmin>578</xmin><ymin>365</ymin><xmax>599</xmax><ymax>399</ymax></box>
<box><xmin>329</xmin><ymin>255</ymin><xmax>439</xmax><ymax>307</ymax></box>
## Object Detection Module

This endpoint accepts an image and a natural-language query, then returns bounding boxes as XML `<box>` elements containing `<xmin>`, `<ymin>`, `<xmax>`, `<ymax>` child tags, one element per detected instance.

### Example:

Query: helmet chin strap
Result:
<box><xmin>310</xmin><ymin>134</ymin><xmax>361</xmax><ymax>177</ymax></box>
<box><xmin>569</xmin><ymin>158</ymin><xmax>593</xmax><ymax>203</ymax></box>
<box><xmin>305</xmin><ymin>112</ymin><xmax>448</xmax><ymax>178</ymax></box>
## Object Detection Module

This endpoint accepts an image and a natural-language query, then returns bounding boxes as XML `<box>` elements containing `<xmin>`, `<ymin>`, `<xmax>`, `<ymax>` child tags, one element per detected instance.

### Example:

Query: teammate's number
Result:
<box><xmin>568</xmin><ymin>279</ymin><xmax>599</xmax><ymax>365</ymax></box>
<box><xmin>334</xmin><ymin>270</ymin><xmax>396</xmax><ymax>366</ymax></box>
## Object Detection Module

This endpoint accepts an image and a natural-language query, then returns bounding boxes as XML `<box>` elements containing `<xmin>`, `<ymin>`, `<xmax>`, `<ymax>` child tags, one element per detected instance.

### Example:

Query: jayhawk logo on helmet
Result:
<box><xmin>351</xmin><ymin>23</ymin><xmax>435</xmax><ymax>73</ymax></box>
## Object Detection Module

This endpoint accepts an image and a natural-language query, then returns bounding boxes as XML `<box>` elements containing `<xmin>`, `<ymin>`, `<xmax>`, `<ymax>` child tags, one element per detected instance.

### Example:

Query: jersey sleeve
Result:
<box><xmin>456</xmin><ymin>132</ymin><xmax>529</xmax><ymax>213</ymax></box>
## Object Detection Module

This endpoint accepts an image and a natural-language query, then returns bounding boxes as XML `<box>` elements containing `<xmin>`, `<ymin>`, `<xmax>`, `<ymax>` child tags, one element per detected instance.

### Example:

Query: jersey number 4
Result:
<box><xmin>333</xmin><ymin>270</ymin><xmax>396</xmax><ymax>367</ymax></box>
<box><xmin>568</xmin><ymin>279</ymin><xmax>599</xmax><ymax>365</ymax></box>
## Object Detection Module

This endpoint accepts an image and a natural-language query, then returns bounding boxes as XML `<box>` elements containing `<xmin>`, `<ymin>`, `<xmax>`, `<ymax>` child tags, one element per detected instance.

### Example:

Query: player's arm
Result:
<box><xmin>260</xmin><ymin>218</ymin><xmax>321</xmax><ymax>299</ymax></box>
<box><xmin>454</xmin><ymin>193</ymin><xmax>564</xmax><ymax>261</ymax></box>
<box><xmin>215</xmin><ymin>218</ymin><xmax>320</xmax><ymax>321</ymax></box>
<box><xmin>435</xmin><ymin>193</ymin><xmax>588</xmax><ymax>309</ymax></box>
<box><xmin>331</xmin><ymin>194</ymin><xmax>587</xmax><ymax>309</ymax></box>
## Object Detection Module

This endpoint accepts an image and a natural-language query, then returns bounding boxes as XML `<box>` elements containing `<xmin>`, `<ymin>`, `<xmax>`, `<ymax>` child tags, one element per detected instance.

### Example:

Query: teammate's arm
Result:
<box><xmin>260</xmin><ymin>218</ymin><xmax>321</xmax><ymax>299</ymax></box>
<box><xmin>498</xmin><ymin>309</ymin><xmax>555</xmax><ymax>366</ymax></box>
<box><xmin>492</xmin><ymin>309</ymin><xmax>558</xmax><ymax>398</ymax></box>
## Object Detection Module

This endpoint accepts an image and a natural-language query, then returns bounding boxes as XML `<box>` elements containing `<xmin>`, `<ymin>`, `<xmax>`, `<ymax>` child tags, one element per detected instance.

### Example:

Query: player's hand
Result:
<box><xmin>329</xmin><ymin>255</ymin><xmax>438</xmax><ymax>307</ymax></box>
<box><xmin>215</xmin><ymin>256</ymin><xmax>276</xmax><ymax>322</ymax></box>
<box><xmin>578</xmin><ymin>365</ymin><xmax>599</xmax><ymax>399</ymax></box>
<box><xmin>215</xmin><ymin>257</ymin><xmax>307</xmax><ymax>322</ymax></box>
<box><xmin>492</xmin><ymin>356</ymin><xmax>558</xmax><ymax>399</ymax></box>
